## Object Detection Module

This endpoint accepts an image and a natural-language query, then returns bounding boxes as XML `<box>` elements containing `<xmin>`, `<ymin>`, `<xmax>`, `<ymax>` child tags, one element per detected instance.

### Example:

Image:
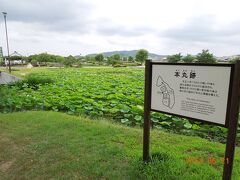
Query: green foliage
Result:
<box><xmin>63</xmin><ymin>55</ymin><xmax>78</xmax><ymax>67</ymax></box>
<box><xmin>112</xmin><ymin>54</ymin><xmax>121</xmax><ymax>61</ymax></box>
<box><xmin>8</xmin><ymin>55</ymin><xmax>24</xmax><ymax>60</ymax></box>
<box><xmin>25</xmin><ymin>74</ymin><xmax>54</xmax><ymax>88</ymax></box>
<box><xmin>107</xmin><ymin>54</ymin><xmax>121</xmax><ymax>66</ymax></box>
<box><xmin>27</xmin><ymin>53</ymin><xmax>79</xmax><ymax>67</ymax></box>
<box><xmin>230</xmin><ymin>57</ymin><xmax>240</xmax><ymax>64</ymax></box>
<box><xmin>55</xmin><ymin>55</ymin><xmax>65</xmax><ymax>63</ymax></box>
<box><xmin>32</xmin><ymin>53</ymin><xmax>52</xmax><ymax>63</ymax></box>
<box><xmin>135</xmin><ymin>49</ymin><xmax>148</xmax><ymax>65</ymax></box>
<box><xmin>11</xmin><ymin>74</ymin><xmax>54</xmax><ymax>90</ymax></box>
<box><xmin>182</xmin><ymin>54</ymin><xmax>195</xmax><ymax>63</ymax></box>
<box><xmin>106</xmin><ymin>56</ymin><xmax>113</xmax><ymax>65</ymax></box>
<box><xmin>196</xmin><ymin>49</ymin><xmax>217</xmax><ymax>64</ymax></box>
<box><xmin>0</xmin><ymin>67</ymin><xmax>239</xmax><ymax>144</ymax></box>
<box><xmin>28</xmin><ymin>53</ymin><xmax>66</xmax><ymax>65</ymax></box>
<box><xmin>113</xmin><ymin>64</ymin><xmax>127</xmax><ymax>68</ymax></box>
<box><xmin>95</xmin><ymin>54</ymin><xmax>104</xmax><ymax>64</ymax></box>
<box><xmin>0</xmin><ymin>57</ymin><xmax>4</xmax><ymax>66</ymax></box>
<box><xmin>128</xmin><ymin>56</ymin><xmax>134</xmax><ymax>62</ymax></box>
<box><xmin>167</xmin><ymin>53</ymin><xmax>182</xmax><ymax>63</ymax></box>
<box><xmin>85</xmin><ymin>55</ymin><xmax>96</xmax><ymax>63</ymax></box>
<box><xmin>0</xmin><ymin>47</ymin><xmax>3</xmax><ymax>64</ymax></box>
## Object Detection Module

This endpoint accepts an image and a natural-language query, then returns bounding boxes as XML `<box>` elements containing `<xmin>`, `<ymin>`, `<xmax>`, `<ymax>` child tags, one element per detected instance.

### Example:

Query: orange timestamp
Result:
<box><xmin>185</xmin><ymin>157</ymin><xmax>230</xmax><ymax>166</ymax></box>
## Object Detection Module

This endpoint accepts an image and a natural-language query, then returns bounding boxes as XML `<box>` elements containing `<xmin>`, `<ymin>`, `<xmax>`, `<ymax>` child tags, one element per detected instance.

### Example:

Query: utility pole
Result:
<box><xmin>2</xmin><ymin>12</ymin><xmax>11</xmax><ymax>73</ymax></box>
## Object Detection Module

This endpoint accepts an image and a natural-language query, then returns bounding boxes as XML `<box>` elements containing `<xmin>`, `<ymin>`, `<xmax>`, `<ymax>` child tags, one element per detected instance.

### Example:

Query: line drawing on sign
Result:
<box><xmin>156</xmin><ymin>75</ymin><xmax>175</xmax><ymax>109</ymax></box>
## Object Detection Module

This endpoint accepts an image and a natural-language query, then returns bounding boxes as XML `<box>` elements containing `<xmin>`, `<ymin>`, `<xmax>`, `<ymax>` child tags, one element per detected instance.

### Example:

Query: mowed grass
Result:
<box><xmin>0</xmin><ymin>66</ymin><xmax>50</xmax><ymax>78</ymax></box>
<box><xmin>0</xmin><ymin>111</ymin><xmax>240</xmax><ymax>179</ymax></box>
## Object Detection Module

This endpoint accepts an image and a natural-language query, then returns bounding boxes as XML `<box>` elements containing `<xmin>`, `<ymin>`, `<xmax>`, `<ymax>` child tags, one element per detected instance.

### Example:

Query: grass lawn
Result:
<box><xmin>0</xmin><ymin>111</ymin><xmax>239</xmax><ymax>179</ymax></box>
<box><xmin>0</xmin><ymin>66</ymin><xmax>52</xmax><ymax>78</ymax></box>
<box><xmin>0</xmin><ymin>66</ymin><xmax>113</xmax><ymax>79</ymax></box>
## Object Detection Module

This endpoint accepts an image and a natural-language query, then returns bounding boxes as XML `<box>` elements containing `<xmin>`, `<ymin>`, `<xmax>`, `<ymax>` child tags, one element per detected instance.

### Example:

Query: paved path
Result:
<box><xmin>0</xmin><ymin>71</ymin><xmax>21</xmax><ymax>84</ymax></box>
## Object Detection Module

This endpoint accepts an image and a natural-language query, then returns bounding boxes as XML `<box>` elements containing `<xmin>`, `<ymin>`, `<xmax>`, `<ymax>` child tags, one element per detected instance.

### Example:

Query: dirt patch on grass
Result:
<box><xmin>0</xmin><ymin>160</ymin><xmax>14</xmax><ymax>172</ymax></box>
<box><xmin>0</xmin><ymin>134</ymin><xmax>19</xmax><ymax>153</ymax></box>
<box><xmin>0</xmin><ymin>134</ymin><xmax>18</xmax><ymax>173</ymax></box>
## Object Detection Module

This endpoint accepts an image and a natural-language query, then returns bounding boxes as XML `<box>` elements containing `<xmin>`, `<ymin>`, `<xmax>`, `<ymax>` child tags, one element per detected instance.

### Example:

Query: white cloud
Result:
<box><xmin>0</xmin><ymin>0</ymin><xmax>240</xmax><ymax>56</ymax></box>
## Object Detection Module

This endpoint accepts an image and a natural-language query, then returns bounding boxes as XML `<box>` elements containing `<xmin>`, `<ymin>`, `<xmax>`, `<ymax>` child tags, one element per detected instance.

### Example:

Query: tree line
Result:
<box><xmin>0</xmin><ymin>49</ymin><xmax>149</xmax><ymax>67</ymax></box>
<box><xmin>166</xmin><ymin>49</ymin><xmax>240</xmax><ymax>64</ymax></box>
<box><xmin>1</xmin><ymin>49</ymin><xmax>239</xmax><ymax>67</ymax></box>
<box><xmin>167</xmin><ymin>50</ymin><xmax>217</xmax><ymax>64</ymax></box>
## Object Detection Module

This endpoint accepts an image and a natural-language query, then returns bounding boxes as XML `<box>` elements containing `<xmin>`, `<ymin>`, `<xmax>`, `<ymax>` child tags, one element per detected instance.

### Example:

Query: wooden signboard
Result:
<box><xmin>143</xmin><ymin>60</ymin><xmax>240</xmax><ymax>180</ymax></box>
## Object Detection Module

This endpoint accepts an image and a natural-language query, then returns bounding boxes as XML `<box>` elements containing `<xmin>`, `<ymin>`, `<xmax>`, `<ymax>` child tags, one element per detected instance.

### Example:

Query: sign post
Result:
<box><xmin>223</xmin><ymin>61</ymin><xmax>240</xmax><ymax>180</ymax></box>
<box><xmin>143</xmin><ymin>60</ymin><xmax>152</xmax><ymax>162</ymax></box>
<box><xmin>143</xmin><ymin>60</ymin><xmax>240</xmax><ymax>179</ymax></box>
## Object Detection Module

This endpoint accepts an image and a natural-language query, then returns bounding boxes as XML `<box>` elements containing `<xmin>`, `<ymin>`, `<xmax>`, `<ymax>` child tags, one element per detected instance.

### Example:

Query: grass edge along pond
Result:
<box><xmin>0</xmin><ymin>111</ymin><xmax>240</xmax><ymax>179</ymax></box>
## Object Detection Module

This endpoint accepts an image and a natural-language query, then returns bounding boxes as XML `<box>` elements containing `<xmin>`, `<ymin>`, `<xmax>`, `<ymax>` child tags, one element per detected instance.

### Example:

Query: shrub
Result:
<box><xmin>12</xmin><ymin>74</ymin><xmax>55</xmax><ymax>90</ymax></box>
<box><xmin>113</xmin><ymin>64</ymin><xmax>127</xmax><ymax>68</ymax></box>
<box><xmin>25</xmin><ymin>74</ymin><xmax>54</xmax><ymax>86</ymax></box>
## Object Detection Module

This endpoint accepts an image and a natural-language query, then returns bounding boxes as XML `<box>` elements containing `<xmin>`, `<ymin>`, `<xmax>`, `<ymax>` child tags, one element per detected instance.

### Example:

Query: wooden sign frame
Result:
<box><xmin>143</xmin><ymin>60</ymin><xmax>240</xmax><ymax>180</ymax></box>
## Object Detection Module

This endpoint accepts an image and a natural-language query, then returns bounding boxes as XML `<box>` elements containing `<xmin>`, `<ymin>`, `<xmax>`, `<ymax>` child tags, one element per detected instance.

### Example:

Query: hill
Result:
<box><xmin>86</xmin><ymin>50</ymin><xmax>167</xmax><ymax>60</ymax></box>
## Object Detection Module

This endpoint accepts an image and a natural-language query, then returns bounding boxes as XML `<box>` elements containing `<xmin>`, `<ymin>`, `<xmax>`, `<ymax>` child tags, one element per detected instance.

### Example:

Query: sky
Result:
<box><xmin>0</xmin><ymin>0</ymin><xmax>240</xmax><ymax>56</ymax></box>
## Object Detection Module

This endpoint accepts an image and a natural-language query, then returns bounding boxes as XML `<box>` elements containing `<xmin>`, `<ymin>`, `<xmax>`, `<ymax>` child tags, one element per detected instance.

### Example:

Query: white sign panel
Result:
<box><xmin>151</xmin><ymin>64</ymin><xmax>232</xmax><ymax>125</ymax></box>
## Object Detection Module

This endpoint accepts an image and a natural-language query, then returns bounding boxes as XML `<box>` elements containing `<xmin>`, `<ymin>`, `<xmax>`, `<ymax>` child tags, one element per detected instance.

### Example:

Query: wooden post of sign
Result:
<box><xmin>143</xmin><ymin>59</ymin><xmax>152</xmax><ymax>162</ymax></box>
<box><xmin>223</xmin><ymin>61</ymin><xmax>240</xmax><ymax>180</ymax></box>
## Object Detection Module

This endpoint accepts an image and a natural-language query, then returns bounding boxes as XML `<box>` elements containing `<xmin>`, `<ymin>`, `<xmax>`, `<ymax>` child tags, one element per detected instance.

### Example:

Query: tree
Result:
<box><xmin>229</xmin><ymin>57</ymin><xmax>240</xmax><ymax>64</ymax></box>
<box><xmin>182</xmin><ymin>54</ymin><xmax>195</xmax><ymax>63</ymax></box>
<box><xmin>8</xmin><ymin>55</ymin><xmax>23</xmax><ymax>61</ymax></box>
<box><xmin>167</xmin><ymin>53</ymin><xmax>182</xmax><ymax>63</ymax></box>
<box><xmin>63</xmin><ymin>55</ymin><xmax>77</xmax><ymax>67</ymax></box>
<box><xmin>135</xmin><ymin>49</ymin><xmax>148</xmax><ymax>65</ymax></box>
<box><xmin>27</xmin><ymin>53</ymin><xmax>66</xmax><ymax>66</ymax></box>
<box><xmin>107</xmin><ymin>54</ymin><xmax>121</xmax><ymax>66</ymax></box>
<box><xmin>55</xmin><ymin>56</ymin><xmax>65</xmax><ymax>63</ymax></box>
<box><xmin>85</xmin><ymin>55</ymin><xmax>95</xmax><ymax>63</ymax></box>
<box><xmin>76</xmin><ymin>56</ymin><xmax>85</xmax><ymax>63</ymax></box>
<box><xmin>38</xmin><ymin>53</ymin><xmax>53</xmax><ymax>63</ymax></box>
<box><xmin>0</xmin><ymin>56</ymin><xmax>3</xmax><ymax>65</ymax></box>
<box><xmin>196</xmin><ymin>49</ymin><xmax>216</xmax><ymax>64</ymax></box>
<box><xmin>0</xmin><ymin>48</ymin><xmax>3</xmax><ymax>65</ymax></box>
<box><xmin>128</xmin><ymin>56</ymin><xmax>134</xmax><ymax>62</ymax></box>
<box><xmin>95</xmin><ymin>54</ymin><xmax>104</xmax><ymax>64</ymax></box>
<box><xmin>28</xmin><ymin>54</ymin><xmax>37</xmax><ymax>62</ymax></box>
<box><xmin>112</xmin><ymin>54</ymin><xmax>121</xmax><ymax>61</ymax></box>
<box><xmin>106</xmin><ymin>56</ymin><xmax>113</xmax><ymax>65</ymax></box>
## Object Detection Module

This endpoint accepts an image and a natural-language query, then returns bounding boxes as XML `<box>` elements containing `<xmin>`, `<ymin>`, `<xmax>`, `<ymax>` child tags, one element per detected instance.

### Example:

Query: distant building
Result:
<box><xmin>217</xmin><ymin>56</ymin><xmax>230</xmax><ymax>63</ymax></box>
<box><xmin>217</xmin><ymin>55</ymin><xmax>240</xmax><ymax>63</ymax></box>
<box><xmin>5</xmin><ymin>51</ymin><xmax>26</xmax><ymax>65</ymax></box>
<box><xmin>152</xmin><ymin>56</ymin><xmax>168</xmax><ymax>62</ymax></box>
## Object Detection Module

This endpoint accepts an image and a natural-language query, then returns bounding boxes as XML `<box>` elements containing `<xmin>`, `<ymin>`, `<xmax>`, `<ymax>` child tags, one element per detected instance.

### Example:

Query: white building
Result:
<box><xmin>5</xmin><ymin>51</ymin><xmax>26</xmax><ymax>65</ymax></box>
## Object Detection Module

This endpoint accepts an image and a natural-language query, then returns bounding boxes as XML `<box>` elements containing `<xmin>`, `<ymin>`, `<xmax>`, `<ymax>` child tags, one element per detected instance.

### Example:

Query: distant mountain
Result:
<box><xmin>86</xmin><ymin>50</ymin><xmax>167</xmax><ymax>60</ymax></box>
